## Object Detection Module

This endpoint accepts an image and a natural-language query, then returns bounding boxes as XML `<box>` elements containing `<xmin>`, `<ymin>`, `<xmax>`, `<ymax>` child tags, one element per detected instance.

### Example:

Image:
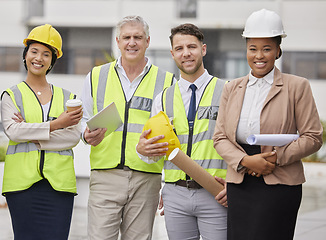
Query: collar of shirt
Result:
<box><xmin>115</xmin><ymin>56</ymin><xmax>151</xmax><ymax>78</ymax></box>
<box><xmin>178</xmin><ymin>69</ymin><xmax>211</xmax><ymax>93</ymax></box>
<box><xmin>177</xmin><ymin>69</ymin><xmax>213</xmax><ymax>114</ymax></box>
<box><xmin>248</xmin><ymin>67</ymin><xmax>275</xmax><ymax>87</ymax></box>
<box><xmin>115</xmin><ymin>56</ymin><xmax>151</xmax><ymax>101</ymax></box>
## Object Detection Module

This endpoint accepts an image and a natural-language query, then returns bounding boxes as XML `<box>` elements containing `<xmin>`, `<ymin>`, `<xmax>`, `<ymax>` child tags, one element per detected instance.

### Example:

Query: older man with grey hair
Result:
<box><xmin>80</xmin><ymin>15</ymin><xmax>174</xmax><ymax>240</ymax></box>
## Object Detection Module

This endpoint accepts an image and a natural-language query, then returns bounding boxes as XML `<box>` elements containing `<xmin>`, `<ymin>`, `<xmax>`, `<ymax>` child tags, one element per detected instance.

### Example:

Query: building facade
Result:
<box><xmin>0</xmin><ymin>0</ymin><xmax>325</xmax><ymax>206</ymax></box>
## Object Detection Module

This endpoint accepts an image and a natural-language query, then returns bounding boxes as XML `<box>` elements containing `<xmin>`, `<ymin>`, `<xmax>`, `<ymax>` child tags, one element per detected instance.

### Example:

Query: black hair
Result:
<box><xmin>273</xmin><ymin>36</ymin><xmax>282</xmax><ymax>59</ymax></box>
<box><xmin>22</xmin><ymin>40</ymin><xmax>58</xmax><ymax>75</ymax></box>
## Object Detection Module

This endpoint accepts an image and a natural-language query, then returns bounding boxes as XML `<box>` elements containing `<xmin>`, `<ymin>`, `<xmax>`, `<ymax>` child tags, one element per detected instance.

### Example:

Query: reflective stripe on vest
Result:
<box><xmin>2</xmin><ymin>82</ymin><xmax>76</xmax><ymax>195</ymax></box>
<box><xmin>6</xmin><ymin>142</ymin><xmax>72</xmax><ymax>156</ymax></box>
<box><xmin>89</xmin><ymin>61</ymin><xmax>174</xmax><ymax>173</ymax></box>
<box><xmin>163</xmin><ymin>78</ymin><xmax>227</xmax><ymax>182</ymax></box>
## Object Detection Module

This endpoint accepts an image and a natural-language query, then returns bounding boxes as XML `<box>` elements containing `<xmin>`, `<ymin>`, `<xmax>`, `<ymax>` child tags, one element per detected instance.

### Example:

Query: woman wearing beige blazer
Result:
<box><xmin>213</xmin><ymin>9</ymin><xmax>323</xmax><ymax>240</ymax></box>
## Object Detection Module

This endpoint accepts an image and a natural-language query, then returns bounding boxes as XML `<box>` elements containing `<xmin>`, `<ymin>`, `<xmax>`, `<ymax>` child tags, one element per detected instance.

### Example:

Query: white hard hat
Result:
<box><xmin>242</xmin><ymin>9</ymin><xmax>287</xmax><ymax>38</ymax></box>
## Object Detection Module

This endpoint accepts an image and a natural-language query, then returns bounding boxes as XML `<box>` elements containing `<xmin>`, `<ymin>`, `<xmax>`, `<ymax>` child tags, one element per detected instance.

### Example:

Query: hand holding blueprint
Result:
<box><xmin>246</xmin><ymin>134</ymin><xmax>299</xmax><ymax>146</ymax></box>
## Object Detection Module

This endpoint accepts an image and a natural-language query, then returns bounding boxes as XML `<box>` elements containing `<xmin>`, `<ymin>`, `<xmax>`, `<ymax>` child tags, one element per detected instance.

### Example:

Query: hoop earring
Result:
<box><xmin>48</xmin><ymin>65</ymin><xmax>52</xmax><ymax>70</ymax></box>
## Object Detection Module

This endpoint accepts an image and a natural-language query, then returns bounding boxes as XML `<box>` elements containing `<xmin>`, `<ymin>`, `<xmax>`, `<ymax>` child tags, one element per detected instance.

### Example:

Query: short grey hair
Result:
<box><xmin>116</xmin><ymin>15</ymin><xmax>150</xmax><ymax>39</ymax></box>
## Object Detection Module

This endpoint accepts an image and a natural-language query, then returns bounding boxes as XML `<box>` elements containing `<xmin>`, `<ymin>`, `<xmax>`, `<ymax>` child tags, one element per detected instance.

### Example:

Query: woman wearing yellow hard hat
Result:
<box><xmin>213</xmin><ymin>9</ymin><xmax>323</xmax><ymax>240</ymax></box>
<box><xmin>1</xmin><ymin>24</ymin><xmax>82</xmax><ymax>239</ymax></box>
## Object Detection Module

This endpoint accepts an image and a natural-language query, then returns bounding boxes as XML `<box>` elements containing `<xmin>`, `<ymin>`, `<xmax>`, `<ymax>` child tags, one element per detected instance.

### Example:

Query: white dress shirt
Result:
<box><xmin>236</xmin><ymin>68</ymin><xmax>275</xmax><ymax>144</ymax></box>
<box><xmin>80</xmin><ymin>57</ymin><xmax>151</xmax><ymax>136</ymax></box>
<box><xmin>152</xmin><ymin>69</ymin><xmax>212</xmax><ymax>117</ymax></box>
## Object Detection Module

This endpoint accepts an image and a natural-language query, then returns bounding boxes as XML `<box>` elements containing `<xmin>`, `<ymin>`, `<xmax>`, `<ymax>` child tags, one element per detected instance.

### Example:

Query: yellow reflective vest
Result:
<box><xmin>2</xmin><ymin>82</ymin><xmax>77</xmax><ymax>195</ymax></box>
<box><xmin>89</xmin><ymin>61</ymin><xmax>174</xmax><ymax>173</ymax></box>
<box><xmin>163</xmin><ymin>77</ymin><xmax>227</xmax><ymax>182</ymax></box>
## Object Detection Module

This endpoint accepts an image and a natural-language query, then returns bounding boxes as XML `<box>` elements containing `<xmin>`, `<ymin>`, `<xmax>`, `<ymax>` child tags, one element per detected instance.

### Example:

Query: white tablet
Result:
<box><xmin>86</xmin><ymin>102</ymin><xmax>123</xmax><ymax>137</ymax></box>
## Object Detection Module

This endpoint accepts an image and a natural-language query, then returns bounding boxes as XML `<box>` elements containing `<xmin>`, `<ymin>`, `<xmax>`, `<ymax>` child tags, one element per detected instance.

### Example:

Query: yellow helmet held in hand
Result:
<box><xmin>143</xmin><ymin>111</ymin><xmax>181</xmax><ymax>156</ymax></box>
<box><xmin>23</xmin><ymin>24</ymin><xmax>63</xmax><ymax>58</ymax></box>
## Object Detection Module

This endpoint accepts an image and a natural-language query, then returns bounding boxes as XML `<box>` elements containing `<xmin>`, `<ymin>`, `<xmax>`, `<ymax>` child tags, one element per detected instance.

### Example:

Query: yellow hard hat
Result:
<box><xmin>143</xmin><ymin>111</ymin><xmax>181</xmax><ymax>156</ymax></box>
<box><xmin>23</xmin><ymin>24</ymin><xmax>63</xmax><ymax>58</ymax></box>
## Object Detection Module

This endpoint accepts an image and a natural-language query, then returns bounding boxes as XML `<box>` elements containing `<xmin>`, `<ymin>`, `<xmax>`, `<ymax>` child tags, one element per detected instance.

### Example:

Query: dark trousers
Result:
<box><xmin>227</xmin><ymin>144</ymin><xmax>302</xmax><ymax>240</ymax></box>
<box><xmin>6</xmin><ymin>179</ymin><xmax>74</xmax><ymax>240</ymax></box>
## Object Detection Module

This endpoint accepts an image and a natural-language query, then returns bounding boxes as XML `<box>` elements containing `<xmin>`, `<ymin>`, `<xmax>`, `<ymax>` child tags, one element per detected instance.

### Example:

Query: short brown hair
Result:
<box><xmin>169</xmin><ymin>23</ymin><xmax>204</xmax><ymax>46</ymax></box>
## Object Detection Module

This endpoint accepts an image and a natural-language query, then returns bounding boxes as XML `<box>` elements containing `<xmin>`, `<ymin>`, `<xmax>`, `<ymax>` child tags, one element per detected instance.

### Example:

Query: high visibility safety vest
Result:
<box><xmin>163</xmin><ymin>77</ymin><xmax>228</xmax><ymax>182</ymax></box>
<box><xmin>2</xmin><ymin>82</ymin><xmax>77</xmax><ymax>195</ymax></box>
<box><xmin>89</xmin><ymin>61</ymin><xmax>174</xmax><ymax>173</ymax></box>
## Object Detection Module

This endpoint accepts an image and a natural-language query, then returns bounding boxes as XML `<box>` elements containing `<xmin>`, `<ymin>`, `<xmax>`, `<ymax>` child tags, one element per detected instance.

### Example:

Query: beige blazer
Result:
<box><xmin>213</xmin><ymin>67</ymin><xmax>323</xmax><ymax>185</ymax></box>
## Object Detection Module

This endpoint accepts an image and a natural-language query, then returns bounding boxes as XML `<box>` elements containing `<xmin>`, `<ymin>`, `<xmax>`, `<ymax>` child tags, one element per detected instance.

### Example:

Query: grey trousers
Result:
<box><xmin>162</xmin><ymin>183</ymin><xmax>227</xmax><ymax>240</ymax></box>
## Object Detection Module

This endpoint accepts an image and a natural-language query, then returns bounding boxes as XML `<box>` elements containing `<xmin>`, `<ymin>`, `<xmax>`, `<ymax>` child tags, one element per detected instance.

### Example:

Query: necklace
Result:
<box><xmin>35</xmin><ymin>84</ymin><xmax>51</xmax><ymax>96</ymax></box>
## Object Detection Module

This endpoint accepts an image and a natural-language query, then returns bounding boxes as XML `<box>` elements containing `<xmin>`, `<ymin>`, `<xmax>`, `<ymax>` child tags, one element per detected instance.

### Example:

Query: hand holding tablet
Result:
<box><xmin>86</xmin><ymin>102</ymin><xmax>123</xmax><ymax>137</ymax></box>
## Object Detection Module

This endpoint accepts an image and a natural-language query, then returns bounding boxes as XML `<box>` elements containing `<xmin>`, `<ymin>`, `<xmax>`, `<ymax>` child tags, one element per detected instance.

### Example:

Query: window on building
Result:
<box><xmin>52</xmin><ymin>48</ymin><xmax>113</xmax><ymax>75</ymax></box>
<box><xmin>282</xmin><ymin>52</ymin><xmax>326</xmax><ymax>80</ymax></box>
<box><xmin>51</xmin><ymin>49</ymin><xmax>68</xmax><ymax>74</ymax></box>
<box><xmin>204</xmin><ymin>51</ymin><xmax>249</xmax><ymax>80</ymax></box>
<box><xmin>225</xmin><ymin>51</ymin><xmax>250</xmax><ymax>79</ymax></box>
<box><xmin>0</xmin><ymin>47</ymin><xmax>22</xmax><ymax>72</ymax></box>
<box><xmin>72</xmin><ymin>48</ymin><xmax>94</xmax><ymax>75</ymax></box>
<box><xmin>51</xmin><ymin>27</ymin><xmax>113</xmax><ymax>75</ymax></box>
<box><xmin>27</xmin><ymin>0</ymin><xmax>44</xmax><ymax>18</ymax></box>
<box><xmin>73</xmin><ymin>48</ymin><xmax>113</xmax><ymax>75</ymax></box>
<box><xmin>147</xmin><ymin>49</ymin><xmax>177</xmax><ymax>75</ymax></box>
<box><xmin>178</xmin><ymin>0</ymin><xmax>197</xmax><ymax>18</ymax></box>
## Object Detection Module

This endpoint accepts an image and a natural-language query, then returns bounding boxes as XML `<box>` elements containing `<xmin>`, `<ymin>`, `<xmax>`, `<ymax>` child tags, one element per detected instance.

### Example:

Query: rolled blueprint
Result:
<box><xmin>246</xmin><ymin>134</ymin><xmax>299</xmax><ymax>146</ymax></box>
<box><xmin>168</xmin><ymin>148</ymin><xmax>224</xmax><ymax>197</ymax></box>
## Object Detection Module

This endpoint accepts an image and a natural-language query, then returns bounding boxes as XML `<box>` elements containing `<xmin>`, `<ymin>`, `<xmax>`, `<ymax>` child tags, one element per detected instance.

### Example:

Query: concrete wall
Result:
<box><xmin>282</xmin><ymin>1</ymin><xmax>326</xmax><ymax>51</ymax></box>
<box><xmin>0</xmin><ymin>0</ymin><xmax>27</xmax><ymax>46</ymax></box>
<box><xmin>1</xmin><ymin>0</ymin><xmax>326</xmax><ymax>207</ymax></box>
<box><xmin>3</xmin><ymin>0</ymin><xmax>323</xmax><ymax>53</ymax></box>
